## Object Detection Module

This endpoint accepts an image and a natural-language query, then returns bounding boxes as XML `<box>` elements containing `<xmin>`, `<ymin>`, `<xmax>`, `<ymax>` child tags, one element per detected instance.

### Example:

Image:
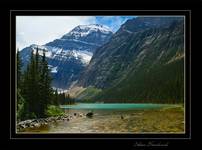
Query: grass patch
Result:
<box><xmin>46</xmin><ymin>105</ymin><xmax>64</xmax><ymax>117</ymax></box>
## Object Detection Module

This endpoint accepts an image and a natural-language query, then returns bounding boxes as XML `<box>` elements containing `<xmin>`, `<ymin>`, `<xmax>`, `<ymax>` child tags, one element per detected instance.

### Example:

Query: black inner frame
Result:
<box><xmin>10</xmin><ymin>10</ymin><xmax>191</xmax><ymax>139</ymax></box>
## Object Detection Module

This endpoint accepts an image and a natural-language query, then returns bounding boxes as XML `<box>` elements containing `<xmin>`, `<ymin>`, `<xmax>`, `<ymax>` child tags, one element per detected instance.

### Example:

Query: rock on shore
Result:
<box><xmin>17</xmin><ymin>113</ymin><xmax>85</xmax><ymax>132</ymax></box>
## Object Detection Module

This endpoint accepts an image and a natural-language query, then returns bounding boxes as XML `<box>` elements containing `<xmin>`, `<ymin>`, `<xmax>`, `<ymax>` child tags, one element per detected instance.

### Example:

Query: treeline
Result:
<box><xmin>17</xmin><ymin>48</ymin><xmax>74</xmax><ymax>121</ymax></box>
<box><xmin>52</xmin><ymin>91</ymin><xmax>75</xmax><ymax>105</ymax></box>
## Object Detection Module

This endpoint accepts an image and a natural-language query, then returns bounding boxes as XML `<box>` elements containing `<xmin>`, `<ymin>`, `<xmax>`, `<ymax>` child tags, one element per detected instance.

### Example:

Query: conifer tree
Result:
<box><xmin>34</xmin><ymin>47</ymin><xmax>41</xmax><ymax>117</ymax></box>
<box><xmin>38</xmin><ymin>49</ymin><xmax>52</xmax><ymax>117</ymax></box>
<box><xmin>16</xmin><ymin>49</ymin><xmax>25</xmax><ymax>119</ymax></box>
<box><xmin>17</xmin><ymin>49</ymin><xmax>22</xmax><ymax>89</ymax></box>
<box><xmin>27</xmin><ymin>50</ymin><xmax>37</xmax><ymax>118</ymax></box>
<box><xmin>53</xmin><ymin>89</ymin><xmax>59</xmax><ymax>105</ymax></box>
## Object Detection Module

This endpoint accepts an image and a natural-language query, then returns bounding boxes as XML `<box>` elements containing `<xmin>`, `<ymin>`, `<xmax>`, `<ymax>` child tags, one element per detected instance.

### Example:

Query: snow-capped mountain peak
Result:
<box><xmin>75</xmin><ymin>24</ymin><xmax>112</xmax><ymax>33</ymax></box>
<box><xmin>62</xmin><ymin>24</ymin><xmax>113</xmax><ymax>39</ymax></box>
<box><xmin>20</xmin><ymin>24</ymin><xmax>113</xmax><ymax>89</ymax></box>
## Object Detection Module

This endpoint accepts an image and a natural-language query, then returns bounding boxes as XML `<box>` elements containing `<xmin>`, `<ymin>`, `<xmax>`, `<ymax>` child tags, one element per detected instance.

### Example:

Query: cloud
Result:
<box><xmin>16</xmin><ymin>16</ymin><xmax>135</xmax><ymax>50</ymax></box>
<box><xmin>16</xmin><ymin>16</ymin><xmax>96</xmax><ymax>50</ymax></box>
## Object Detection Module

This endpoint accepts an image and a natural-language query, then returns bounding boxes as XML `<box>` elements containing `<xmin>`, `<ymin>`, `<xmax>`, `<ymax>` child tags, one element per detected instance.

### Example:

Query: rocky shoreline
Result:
<box><xmin>17</xmin><ymin>112</ymin><xmax>86</xmax><ymax>132</ymax></box>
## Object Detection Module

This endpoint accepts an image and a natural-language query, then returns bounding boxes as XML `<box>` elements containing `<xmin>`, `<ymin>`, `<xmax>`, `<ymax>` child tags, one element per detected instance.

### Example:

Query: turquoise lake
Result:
<box><xmin>60</xmin><ymin>103</ymin><xmax>176</xmax><ymax>110</ymax></box>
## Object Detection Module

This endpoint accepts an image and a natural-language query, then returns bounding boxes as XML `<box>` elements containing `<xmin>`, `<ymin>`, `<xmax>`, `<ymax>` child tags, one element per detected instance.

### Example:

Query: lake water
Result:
<box><xmin>20</xmin><ymin>103</ymin><xmax>184</xmax><ymax>133</ymax></box>
<box><xmin>60</xmin><ymin>103</ymin><xmax>175</xmax><ymax>110</ymax></box>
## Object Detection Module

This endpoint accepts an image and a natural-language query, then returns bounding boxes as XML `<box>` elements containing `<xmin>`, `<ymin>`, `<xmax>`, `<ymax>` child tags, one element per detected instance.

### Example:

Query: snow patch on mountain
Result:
<box><xmin>31</xmin><ymin>44</ymin><xmax>93</xmax><ymax>64</ymax></box>
<box><xmin>51</xmin><ymin>66</ymin><xmax>58</xmax><ymax>73</ymax></box>
<box><xmin>68</xmin><ymin>39</ymin><xmax>101</xmax><ymax>46</ymax></box>
<box><xmin>63</xmin><ymin>24</ymin><xmax>113</xmax><ymax>39</ymax></box>
<box><xmin>72</xmin><ymin>50</ymin><xmax>93</xmax><ymax>64</ymax></box>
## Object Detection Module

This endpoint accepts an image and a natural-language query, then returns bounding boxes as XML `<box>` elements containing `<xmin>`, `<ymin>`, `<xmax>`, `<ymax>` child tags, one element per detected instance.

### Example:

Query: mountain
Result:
<box><xmin>20</xmin><ymin>24</ymin><xmax>113</xmax><ymax>89</ymax></box>
<box><xmin>46</xmin><ymin>24</ymin><xmax>113</xmax><ymax>53</ymax></box>
<box><xmin>77</xmin><ymin>17</ymin><xmax>184</xmax><ymax>103</ymax></box>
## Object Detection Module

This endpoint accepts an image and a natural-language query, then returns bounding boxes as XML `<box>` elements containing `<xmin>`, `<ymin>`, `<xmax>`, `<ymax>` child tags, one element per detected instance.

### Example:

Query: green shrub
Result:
<box><xmin>46</xmin><ymin>105</ymin><xmax>64</xmax><ymax>117</ymax></box>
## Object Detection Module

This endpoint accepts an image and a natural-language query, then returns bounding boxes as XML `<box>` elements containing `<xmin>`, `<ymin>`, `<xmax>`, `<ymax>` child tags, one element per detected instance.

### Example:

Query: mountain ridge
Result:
<box><xmin>76</xmin><ymin>17</ymin><xmax>184</xmax><ymax>103</ymax></box>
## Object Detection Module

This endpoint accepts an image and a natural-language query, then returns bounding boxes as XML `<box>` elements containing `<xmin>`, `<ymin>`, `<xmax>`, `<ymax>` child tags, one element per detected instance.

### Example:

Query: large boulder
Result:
<box><xmin>86</xmin><ymin>111</ymin><xmax>93</xmax><ymax>118</ymax></box>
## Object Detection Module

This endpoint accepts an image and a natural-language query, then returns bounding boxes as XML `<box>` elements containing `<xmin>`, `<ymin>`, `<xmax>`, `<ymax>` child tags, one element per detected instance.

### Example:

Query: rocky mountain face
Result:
<box><xmin>77</xmin><ymin>17</ymin><xmax>184</xmax><ymax>103</ymax></box>
<box><xmin>20</xmin><ymin>24</ymin><xmax>113</xmax><ymax>89</ymax></box>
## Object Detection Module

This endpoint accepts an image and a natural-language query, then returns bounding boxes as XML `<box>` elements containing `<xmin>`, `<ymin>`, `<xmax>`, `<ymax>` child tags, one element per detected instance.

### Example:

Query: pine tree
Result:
<box><xmin>53</xmin><ymin>89</ymin><xmax>59</xmax><ymax>105</ymax></box>
<box><xmin>20</xmin><ymin>56</ymin><xmax>33</xmax><ymax>119</ymax></box>
<box><xmin>17</xmin><ymin>48</ymin><xmax>22</xmax><ymax>89</ymax></box>
<box><xmin>34</xmin><ymin>47</ymin><xmax>41</xmax><ymax>117</ymax></box>
<box><xmin>38</xmin><ymin>49</ymin><xmax>52</xmax><ymax>117</ymax></box>
<box><xmin>26</xmin><ymin>50</ymin><xmax>37</xmax><ymax>118</ymax></box>
<box><xmin>62</xmin><ymin>93</ymin><xmax>66</xmax><ymax>104</ymax></box>
<box><xmin>16</xmin><ymin>49</ymin><xmax>25</xmax><ymax>119</ymax></box>
<box><xmin>21</xmin><ymin>49</ymin><xmax>39</xmax><ymax>119</ymax></box>
<box><xmin>65</xmin><ymin>94</ymin><xmax>69</xmax><ymax>105</ymax></box>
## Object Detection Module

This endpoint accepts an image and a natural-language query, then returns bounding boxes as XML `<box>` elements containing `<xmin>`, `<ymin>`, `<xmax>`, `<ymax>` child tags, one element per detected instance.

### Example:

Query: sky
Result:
<box><xmin>16</xmin><ymin>16</ymin><xmax>135</xmax><ymax>50</ymax></box>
